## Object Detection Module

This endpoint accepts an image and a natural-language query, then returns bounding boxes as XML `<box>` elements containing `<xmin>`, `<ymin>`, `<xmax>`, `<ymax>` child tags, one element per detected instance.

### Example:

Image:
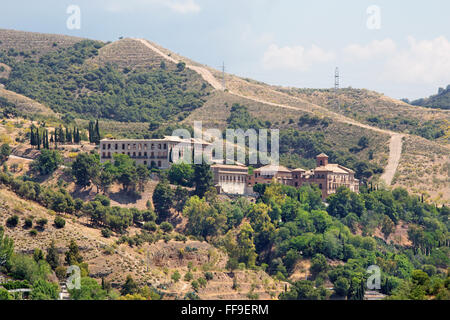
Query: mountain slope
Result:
<box><xmin>0</xmin><ymin>29</ymin><xmax>448</xmax><ymax>202</ymax></box>
<box><xmin>412</xmin><ymin>86</ymin><xmax>450</xmax><ymax>110</ymax></box>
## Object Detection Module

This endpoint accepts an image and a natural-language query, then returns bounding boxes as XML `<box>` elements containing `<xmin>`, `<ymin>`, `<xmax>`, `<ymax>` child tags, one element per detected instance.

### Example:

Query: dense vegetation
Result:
<box><xmin>410</xmin><ymin>85</ymin><xmax>450</xmax><ymax>110</ymax></box>
<box><xmin>152</xmin><ymin>167</ymin><xmax>449</xmax><ymax>300</ymax></box>
<box><xmin>0</xmin><ymin>229</ymin><xmax>162</xmax><ymax>300</ymax></box>
<box><xmin>366</xmin><ymin>115</ymin><xmax>447</xmax><ymax>141</ymax></box>
<box><xmin>1</xmin><ymin>143</ymin><xmax>449</xmax><ymax>300</ymax></box>
<box><xmin>0</xmin><ymin>40</ymin><xmax>210</xmax><ymax>123</ymax></box>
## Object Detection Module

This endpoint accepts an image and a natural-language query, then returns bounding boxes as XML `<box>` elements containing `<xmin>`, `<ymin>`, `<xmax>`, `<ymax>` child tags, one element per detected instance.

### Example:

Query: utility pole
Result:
<box><xmin>334</xmin><ymin>67</ymin><xmax>340</xmax><ymax>109</ymax></box>
<box><xmin>222</xmin><ymin>62</ymin><xmax>226</xmax><ymax>91</ymax></box>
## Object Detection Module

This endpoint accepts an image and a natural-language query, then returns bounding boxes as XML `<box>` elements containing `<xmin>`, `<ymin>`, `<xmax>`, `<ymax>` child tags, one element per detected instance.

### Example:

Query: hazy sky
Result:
<box><xmin>1</xmin><ymin>0</ymin><xmax>450</xmax><ymax>99</ymax></box>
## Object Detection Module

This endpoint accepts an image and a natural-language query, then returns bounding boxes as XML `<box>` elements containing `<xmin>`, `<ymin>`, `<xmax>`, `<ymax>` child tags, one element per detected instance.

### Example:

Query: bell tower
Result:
<box><xmin>316</xmin><ymin>153</ymin><xmax>329</xmax><ymax>167</ymax></box>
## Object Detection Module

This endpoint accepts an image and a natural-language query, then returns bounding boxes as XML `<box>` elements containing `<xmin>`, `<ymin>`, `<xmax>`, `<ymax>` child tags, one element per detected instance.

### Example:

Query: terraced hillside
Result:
<box><xmin>0</xmin><ymin>29</ymin><xmax>84</xmax><ymax>59</ymax></box>
<box><xmin>0</xmin><ymin>184</ymin><xmax>285</xmax><ymax>300</ymax></box>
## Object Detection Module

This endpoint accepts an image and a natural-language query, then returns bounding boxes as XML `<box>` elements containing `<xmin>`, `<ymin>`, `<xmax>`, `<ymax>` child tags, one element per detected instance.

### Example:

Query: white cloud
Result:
<box><xmin>262</xmin><ymin>44</ymin><xmax>335</xmax><ymax>71</ymax></box>
<box><xmin>343</xmin><ymin>39</ymin><xmax>396</xmax><ymax>60</ymax></box>
<box><xmin>382</xmin><ymin>36</ymin><xmax>450</xmax><ymax>84</ymax></box>
<box><xmin>241</xmin><ymin>25</ymin><xmax>275</xmax><ymax>47</ymax></box>
<box><xmin>164</xmin><ymin>0</ymin><xmax>201</xmax><ymax>14</ymax></box>
<box><xmin>105</xmin><ymin>0</ymin><xmax>201</xmax><ymax>14</ymax></box>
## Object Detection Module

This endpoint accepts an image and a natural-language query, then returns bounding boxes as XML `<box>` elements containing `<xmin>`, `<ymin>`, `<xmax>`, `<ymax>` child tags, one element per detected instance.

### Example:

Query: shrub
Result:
<box><xmin>160</xmin><ymin>222</ymin><xmax>173</xmax><ymax>233</ymax></box>
<box><xmin>29</xmin><ymin>229</ymin><xmax>38</xmax><ymax>236</ymax></box>
<box><xmin>204</xmin><ymin>272</ymin><xmax>213</xmax><ymax>281</ymax></box>
<box><xmin>54</xmin><ymin>216</ymin><xmax>66</xmax><ymax>229</ymax></box>
<box><xmin>197</xmin><ymin>277</ymin><xmax>207</xmax><ymax>288</ymax></box>
<box><xmin>6</xmin><ymin>215</ymin><xmax>19</xmax><ymax>228</ymax></box>
<box><xmin>24</xmin><ymin>217</ymin><xmax>33</xmax><ymax>229</ymax></box>
<box><xmin>101</xmin><ymin>229</ymin><xmax>112</xmax><ymax>238</ymax></box>
<box><xmin>191</xmin><ymin>280</ymin><xmax>199</xmax><ymax>292</ymax></box>
<box><xmin>171</xmin><ymin>271</ymin><xmax>181</xmax><ymax>282</ymax></box>
<box><xmin>55</xmin><ymin>266</ymin><xmax>67</xmax><ymax>281</ymax></box>
<box><xmin>36</xmin><ymin>218</ymin><xmax>48</xmax><ymax>228</ymax></box>
<box><xmin>143</xmin><ymin>221</ymin><xmax>157</xmax><ymax>232</ymax></box>
<box><xmin>184</xmin><ymin>271</ymin><xmax>193</xmax><ymax>282</ymax></box>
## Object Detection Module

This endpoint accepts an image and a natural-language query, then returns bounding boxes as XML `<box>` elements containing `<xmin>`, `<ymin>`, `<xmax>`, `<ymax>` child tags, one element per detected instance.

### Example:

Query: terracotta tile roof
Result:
<box><xmin>254</xmin><ymin>164</ymin><xmax>292</xmax><ymax>174</ymax></box>
<box><xmin>314</xmin><ymin>164</ymin><xmax>354</xmax><ymax>174</ymax></box>
<box><xmin>317</xmin><ymin>153</ymin><xmax>329</xmax><ymax>157</ymax></box>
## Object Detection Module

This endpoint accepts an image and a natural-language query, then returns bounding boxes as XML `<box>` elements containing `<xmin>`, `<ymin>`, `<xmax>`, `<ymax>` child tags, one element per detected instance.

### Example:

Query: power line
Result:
<box><xmin>222</xmin><ymin>62</ymin><xmax>226</xmax><ymax>91</ymax></box>
<box><xmin>335</xmin><ymin>67</ymin><xmax>340</xmax><ymax>109</ymax></box>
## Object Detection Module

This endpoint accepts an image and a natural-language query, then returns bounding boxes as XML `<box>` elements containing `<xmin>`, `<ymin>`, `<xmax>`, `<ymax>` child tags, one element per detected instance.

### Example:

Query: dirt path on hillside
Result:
<box><xmin>380</xmin><ymin>133</ymin><xmax>404</xmax><ymax>185</ymax></box>
<box><xmin>135</xmin><ymin>39</ymin><xmax>223</xmax><ymax>90</ymax></box>
<box><xmin>133</xmin><ymin>38</ymin><xmax>403</xmax><ymax>185</ymax></box>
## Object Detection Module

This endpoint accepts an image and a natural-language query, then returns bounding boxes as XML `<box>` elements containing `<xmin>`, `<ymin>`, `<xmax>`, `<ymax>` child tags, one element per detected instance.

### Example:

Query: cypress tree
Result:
<box><xmin>65</xmin><ymin>127</ymin><xmax>70</xmax><ymax>144</ymax></box>
<box><xmin>30</xmin><ymin>127</ymin><xmax>35</xmax><ymax>146</ymax></box>
<box><xmin>94</xmin><ymin>120</ymin><xmax>100</xmax><ymax>144</ymax></box>
<box><xmin>45</xmin><ymin>130</ymin><xmax>49</xmax><ymax>149</ymax></box>
<box><xmin>88</xmin><ymin>121</ymin><xmax>94</xmax><ymax>143</ymax></box>
<box><xmin>36</xmin><ymin>129</ymin><xmax>41</xmax><ymax>150</ymax></box>
<box><xmin>73</xmin><ymin>127</ymin><xmax>78</xmax><ymax>143</ymax></box>
<box><xmin>60</xmin><ymin>126</ymin><xmax>65</xmax><ymax>144</ymax></box>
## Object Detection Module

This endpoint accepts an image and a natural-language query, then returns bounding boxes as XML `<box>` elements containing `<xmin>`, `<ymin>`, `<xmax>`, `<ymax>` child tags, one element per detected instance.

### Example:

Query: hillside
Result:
<box><xmin>0</xmin><ymin>186</ymin><xmax>285</xmax><ymax>300</ymax></box>
<box><xmin>411</xmin><ymin>86</ymin><xmax>450</xmax><ymax>110</ymax></box>
<box><xmin>0</xmin><ymin>29</ymin><xmax>85</xmax><ymax>59</ymax></box>
<box><xmin>0</xmin><ymin>29</ymin><xmax>448</xmax><ymax>302</ymax></box>
<box><xmin>0</xmin><ymin>29</ymin><xmax>449</xmax><ymax>202</ymax></box>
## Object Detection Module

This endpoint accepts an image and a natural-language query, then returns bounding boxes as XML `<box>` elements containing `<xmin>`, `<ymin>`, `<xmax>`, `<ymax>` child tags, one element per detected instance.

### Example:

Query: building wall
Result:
<box><xmin>212</xmin><ymin>166</ymin><xmax>249</xmax><ymax>195</ymax></box>
<box><xmin>248</xmin><ymin>171</ymin><xmax>292</xmax><ymax>186</ymax></box>
<box><xmin>293</xmin><ymin>171</ymin><xmax>360</xmax><ymax>199</ymax></box>
<box><xmin>99</xmin><ymin>139</ymin><xmax>211</xmax><ymax>169</ymax></box>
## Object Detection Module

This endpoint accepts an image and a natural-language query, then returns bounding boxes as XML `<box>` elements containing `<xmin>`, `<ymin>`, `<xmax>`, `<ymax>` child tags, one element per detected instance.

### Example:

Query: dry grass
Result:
<box><xmin>394</xmin><ymin>135</ymin><xmax>450</xmax><ymax>205</ymax></box>
<box><xmin>0</xmin><ymin>88</ymin><xmax>56</xmax><ymax>116</ymax></box>
<box><xmin>0</xmin><ymin>28</ymin><xmax>85</xmax><ymax>59</ymax></box>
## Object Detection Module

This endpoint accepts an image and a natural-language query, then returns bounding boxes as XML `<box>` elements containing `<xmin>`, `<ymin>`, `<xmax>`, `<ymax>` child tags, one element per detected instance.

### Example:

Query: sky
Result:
<box><xmin>1</xmin><ymin>0</ymin><xmax>450</xmax><ymax>100</ymax></box>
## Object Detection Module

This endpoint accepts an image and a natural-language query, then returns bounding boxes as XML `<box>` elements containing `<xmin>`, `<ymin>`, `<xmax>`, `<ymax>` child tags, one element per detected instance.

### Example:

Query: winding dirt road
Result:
<box><xmin>134</xmin><ymin>38</ymin><xmax>403</xmax><ymax>185</ymax></box>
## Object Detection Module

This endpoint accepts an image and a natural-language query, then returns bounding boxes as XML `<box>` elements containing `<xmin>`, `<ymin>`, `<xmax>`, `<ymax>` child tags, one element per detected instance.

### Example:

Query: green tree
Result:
<box><xmin>71</xmin><ymin>153</ymin><xmax>101</xmax><ymax>189</ymax></box>
<box><xmin>31</xmin><ymin>149</ymin><xmax>62</xmax><ymax>175</ymax></box>
<box><xmin>0</xmin><ymin>288</ymin><xmax>12</xmax><ymax>300</ymax></box>
<box><xmin>168</xmin><ymin>163</ymin><xmax>194</xmax><ymax>187</ymax></box>
<box><xmin>65</xmin><ymin>240</ymin><xmax>83</xmax><ymax>266</ymax></box>
<box><xmin>183</xmin><ymin>196</ymin><xmax>227</xmax><ymax>239</ymax></box>
<box><xmin>0</xmin><ymin>143</ymin><xmax>11</xmax><ymax>164</ymax></box>
<box><xmin>113</xmin><ymin>153</ymin><xmax>138</xmax><ymax>192</ymax></box>
<box><xmin>0</xmin><ymin>228</ymin><xmax>14</xmax><ymax>268</ymax></box>
<box><xmin>171</xmin><ymin>270</ymin><xmax>181</xmax><ymax>282</ymax></box>
<box><xmin>310</xmin><ymin>254</ymin><xmax>328</xmax><ymax>276</ymax></box>
<box><xmin>30</xmin><ymin>279</ymin><xmax>59</xmax><ymax>300</ymax></box>
<box><xmin>357</xmin><ymin>136</ymin><xmax>369</xmax><ymax>149</ymax></box>
<box><xmin>136</xmin><ymin>164</ymin><xmax>150</xmax><ymax>192</ymax></box>
<box><xmin>334</xmin><ymin>277</ymin><xmax>350</xmax><ymax>297</ymax></box>
<box><xmin>70</xmin><ymin>277</ymin><xmax>107</xmax><ymax>300</ymax></box>
<box><xmin>121</xmin><ymin>275</ymin><xmax>139</xmax><ymax>295</ymax></box>
<box><xmin>193</xmin><ymin>161</ymin><xmax>213</xmax><ymax>198</ymax></box>
<box><xmin>46</xmin><ymin>240</ymin><xmax>60</xmax><ymax>270</ymax></box>
<box><xmin>152</xmin><ymin>181</ymin><xmax>174</xmax><ymax>222</ymax></box>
